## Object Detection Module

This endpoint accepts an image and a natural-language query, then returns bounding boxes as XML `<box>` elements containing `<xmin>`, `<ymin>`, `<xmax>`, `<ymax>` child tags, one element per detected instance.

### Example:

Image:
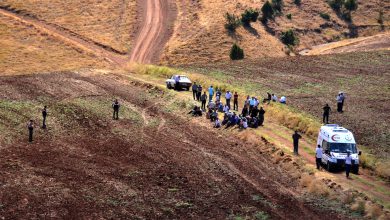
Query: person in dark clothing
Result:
<box><xmin>315</xmin><ymin>145</ymin><xmax>322</xmax><ymax>170</ymax></box>
<box><xmin>241</xmin><ymin>105</ymin><xmax>249</xmax><ymax>117</ymax></box>
<box><xmin>233</xmin><ymin>92</ymin><xmax>239</xmax><ymax>111</ymax></box>
<box><xmin>258</xmin><ymin>107</ymin><xmax>265</xmax><ymax>126</ymax></box>
<box><xmin>27</xmin><ymin>120</ymin><xmax>34</xmax><ymax>142</ymax></box>
<box><xmin>210</xmin><ymin>110</ymin><xmax>218</xmax><ymax>122</ymax></box>
<box><xmin>345</xmin><ymin>152</ymin><xmax>352</xmax><ymax>178</ymax></box>
<box><xmin>251</xmin><ymin>106</ymin><xmax>259</xmax><ymax>118</ymax></box>
<box><xmin>192</xmin><ymin>83</ymin><xmax>198</xmax><ymax>100</ymax></box>
<box><xmin>201</xmin><ymin>92</ymin><xmax>207</xmax><ymax>111</ymax></box>
<box><xmin>323</xmin><ymin>104</ymin><xmax>331</xmax><ymax>124</ymax></box>
<box><xmin>174</xmin><ymin>75</ymin><xmax>180</xmax><ymax>91</ymax></box>
<box><xmin>336</xmin><ymin>92</ymin><xmax>345</xmax><ymax>113</ymax></box>
<box><xmin>196</xmin><ymin>85</ymin><xmax>202</xmax><ymax>101</ymax></box>
<box><xmin>267</xmin><ymin>92</ymin><xmax>272</xmax><ymax>104</ymax></box>
<box><xmin>292</xmin><ymin>131</ymin><xmax>302</xmax><ymax>155</ymax></box>
<box><xmin>42</xmin><ymin>106</ymin><xmax>47</xmax><ymax>129</ymax></box>
<box><xmin>225</xmin><ymin>113</ymin><xmax>237</xmax><ymax>129</ymax></box>
<box><xmin>112</xmin><ymin>99</ymin><xmax>120</xmax><ymax>120</ymax></box>
<box><xmin>188</xmin><ymin>106</ymin><xmax>202</xmax><ymax>117</ymax></box>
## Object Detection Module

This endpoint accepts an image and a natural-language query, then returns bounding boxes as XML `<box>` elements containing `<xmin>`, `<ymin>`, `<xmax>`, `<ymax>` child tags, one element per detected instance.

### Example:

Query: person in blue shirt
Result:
<box><xmin>208</xmin><ymin>86</ymin><xmax>214</xmax><ymax>100</ymax></box>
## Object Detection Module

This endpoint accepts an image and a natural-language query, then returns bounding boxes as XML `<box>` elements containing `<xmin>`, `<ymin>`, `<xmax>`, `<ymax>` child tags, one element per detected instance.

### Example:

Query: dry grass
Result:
<box><xmin>376</xmin><ymin>162</ymin><xmax>390</xmax><ymax>181</ymax></box>
<box><xmin>0</xmin><ymin>0</ymin><xmax>137</xmax><ymax>53</ymax></box>
<box><xmin>161</xmin><ymin>0</ymin><xmax>388</xmax><ymax>65</ymax></box>
<box><xmin>0</xmin><ymin>14</ymin><xmax>108</xmax><ymax>75</ymax></box>
<box><xmin>365</xmin><ymin>201</ymin><xmax>383</xmax><ymax>219</ymax></box>
<box><xmin>351</xmin><ymin>198</ymin><xmax>366</xmax><ymax>215</ymax></box>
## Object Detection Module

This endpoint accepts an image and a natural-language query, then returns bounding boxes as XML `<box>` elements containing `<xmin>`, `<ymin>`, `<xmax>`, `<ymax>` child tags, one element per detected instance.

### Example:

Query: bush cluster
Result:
<box><xmin>261</xmin><ymin>1</ymin><xmax>275</xmax><ymax>23</ymax></box>
<box><xmin>224</xmin><ymin>12</ymin><xmax>241</xmax><ymax>31</ymax></box>
<box><xmin>230</xmin><ymin>43</ymin><xmax>244</xmax><ymax>60</ymax></box>
<box><xmin>280</xmin><ymin>29</ymin><xmax>299</xmax><ymax>46</ymax></box>
<box><xmin>319</xmin><ymin>12</ymin><xmax>330</xmax><ymax>20</ymax></box>
<box><xmin>241</xmin><ymin>8</ymin><xmax>260</xmax><ymax>26</ymax></box>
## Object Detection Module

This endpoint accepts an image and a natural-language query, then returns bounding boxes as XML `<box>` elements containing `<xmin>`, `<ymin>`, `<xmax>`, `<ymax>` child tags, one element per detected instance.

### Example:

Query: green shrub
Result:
<box><xmin>378</xmin><ymin>10</ymin><xmax>384</xmax><ymax>25</ymax></box>
<box><xmin>261</xmin><ymin>1</ymin><xmax>275</xmax><ymax>23</ymax></box>
<box><xmin>230</xmin><ymin>43</ymin><xmax>244</xmax><ymax>60</ymax></box>
<box><xmin>319</xmin><ymin>12</ymin><xmax>330</xmax><ymax>20</ymax></box>
<box><xmin>241</xmin><ymin>8</ymin><xmax>259</xmax><ymax>26</ymax></box>
<box><xmin>344</xmin><ymin>0</ymin><xmax>358</xmax><ymax>12</ymax></box>
<box><xmin>224</xmin><ymin>12</ymin><xmax>241</xmax><ymax>31</ymax></box>
<box><xmin>272</xmin><ymin>0</ymin><xmax>284</xmax><ymax>13</ymax></box>
<box><xmin>328</xmin><ymin>0</ymin><xmax>343</xmax><ymax>11</ymax></box>
<box><xmin>286</xmin><ymin>13</ymin><xmax>292</xmax><ymax>19</ymax></box>
<box><xmin>294</xmin><ymin>0</ymin><xmax>301</xmax><ymax>6</ymax></box>
<box><xmin>280</xmin><ymin>29</ymin><xmax>299</xmax><ymax>46</ymax></box>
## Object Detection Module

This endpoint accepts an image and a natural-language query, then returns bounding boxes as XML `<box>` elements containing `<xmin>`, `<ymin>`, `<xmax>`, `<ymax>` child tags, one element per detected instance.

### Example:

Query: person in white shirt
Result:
<box><xmin>214</xmin><ymin>118</ymin><xmax>221</xmax><ymax>128</ymax></box>
<box><xmin>225</xmin><ymin>91</ymin><xmax>232</xmax><ymax>109</ymax></box>
<box><xmin>223</xmin><ymin>104</ymin><xmax>230</xmax><ymax>113</ymax></box>
<box><xmin>271</xmin><ymin>94</ymin><xmax>278</xmax><ymax>102</ymax></box>
<box><xmin>280</xmin><ymin>96</ymin><xmax>286</xmax><ymax>104</ymax></box>
<box><xmin>345</xmin><ymin>152</ymin><xmax>352</xmax><ymax>178</ymax></box>
<box><xmin>315</xmin><ymin>145</ymin><xmax>322</xmax><ymax>170</ymax></box>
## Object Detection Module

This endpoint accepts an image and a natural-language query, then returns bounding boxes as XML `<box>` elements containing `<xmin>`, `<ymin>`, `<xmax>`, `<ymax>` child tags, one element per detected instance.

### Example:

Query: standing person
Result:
<box><xmin>233</xmin><ymin>92</ymin><xmax>239</xmax><ymax>111</ymax></box>
<box><xmin>196</xmin><ymin>84</ymin><xmax>203</xmax><ymax>101</ymax></box>
<box><xmin>208</xmin><ymin>86</ymin><xmax>214</xmax><ymax>101</ymax></box>
<box><xmin>258</xmin><ymin>107</ymin><xmax>265</xmax><ymax>126</ymax></box>
<box><xmin>216</xmin><ymin>89</ymin><xmax>222</xmax><ymax>101</ymax></box>
<box><xmin>267</xmin><ymin>92</ymin><xmax>272</xmax><ymax>103</ymax></box>
<box><xmin>249</xmin><ymin>97</ymin><xmax>255</xmax><ymax>113</ymax></box>
<box><xmin>201</xmin><ymin>92</ymin><xmax>207</xmax><ymax>111</ymax></box>
<box><xmin>225</xmin><ymin>91</ymin><xmax>232</xmax><ymax>109</ymax></box>
<box><xmin>336</xmin><ymin>92</ymin><xmax>345</xmax><ymax>113</ymax></box>
<box><xmin>27</xmin><ymin>120</ymin><xmax>34</xmax><ymax>142</ymax></box>
<box><xmin>323</xmin><ymin>104</ymin><xmax>331</xmax><ymax>124</ymax></box>
<box><xmin>192</xmin><ymin>82</ymin><xmax>198</xmax><ymax>100</ymax></box>
<box><xmin>345</xmin><ymin>152</ymin><xmax>352</xmax><ymax>178</ymax></box>
<box><xmin>315</xmin><ymin>145</ymin><xmax>322</xmax><ymax>170</ymax></box>
<box><xmin>42</xmin><ymin>106</ymin><xmax>47</xmax><ymax>129</ymax></box>
<box><xmin>175</xmin><ymin>75</ymin><xmax>180</xmax><ymax>91</ymax></box>
<box><xmin>292</xmin><ymin>131</ymin><xmax>302</xmax><ymax>155</ymax></box>
<box><xmin>112</xmin><ymin>99</ymin><xmax>120</xmax><ymax>120</ymax></box>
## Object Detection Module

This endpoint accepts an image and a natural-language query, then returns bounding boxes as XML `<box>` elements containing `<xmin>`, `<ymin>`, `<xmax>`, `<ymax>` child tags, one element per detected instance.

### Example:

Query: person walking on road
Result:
<box><xmin>292</xmin><ymin>131</ymin><xmax>302</xmax><ymax>155</ymax></box>
<box><xmin>42</xmin><ymin>106</ymin><xmax>47</xmax><ymax>129</ymax></box>
<box><xmin>112</xmin><ymin>99</ymin><xmax>120</xmax><ymax>120</ymax></box>
<box><xmin>225</xmin><ymin>91</ymin><xmax>232</xmax><ymax>109</ymax></box>
<box><xmin>233</xmin><ymin>92</ymin><xmax>238</xmax><ymax>111</ymax></box>
<box><xmin>315</xmin><ymin>145</ymin><xmax>322</xmax><ymax>170</ymax></box>
<box><xmin>345</xmin><ymin>152</ymin><xmax>352</xmax><ymax>178</ymax></box>
<box><xmin>27</xmin><ymin>120</ymin><xmax>34</xmax><ymax>142</ymax></box>
<box><xmin>208</xmin><ymin>86</ymin><xmax>214</xmax><ymax>101</ymax></box>
<box><xmin>192</xmin><ymin>82</ymin><xmax>198</xmax><ymax>100</ymax></box>
<box><xmin>174</xmin><ymin>75</ymin><xmax>180</xmax><ymax>91</ymax></box>
<box><xmin>201</xmin><ymin>92</ymin><xmax>207</xmax><ymax>111</ymax></box>
<box><xmin>336</xmin><ymin>92</ymin><xmax>345</xmax><ymax>113</ymax></box>
<box><xmin>323</xmin><ymin>104</ymin><xmax>331</xmax><ymax>124</ymax></box>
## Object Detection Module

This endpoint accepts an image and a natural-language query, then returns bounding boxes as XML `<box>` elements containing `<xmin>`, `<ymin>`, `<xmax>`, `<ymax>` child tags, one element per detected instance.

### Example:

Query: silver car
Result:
<box><xmin>166</xmin><ymin>75</ymin><xmax>192</xmax><ymax>91</ymax></box>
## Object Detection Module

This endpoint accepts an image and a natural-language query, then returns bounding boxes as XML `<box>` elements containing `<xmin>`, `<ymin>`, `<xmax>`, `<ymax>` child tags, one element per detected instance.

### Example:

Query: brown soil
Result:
<box><xmin>0</xmin><ymin>72</ymin><xmax>348</xmax><ymax>219</ymax></box>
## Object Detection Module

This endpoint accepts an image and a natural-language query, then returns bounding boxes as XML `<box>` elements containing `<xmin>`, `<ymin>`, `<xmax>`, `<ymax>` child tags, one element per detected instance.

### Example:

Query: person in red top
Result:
<box><xmin>233</xmin><ymin>92</ymin><xmax>239</xmax><ymax>111</ymax></box>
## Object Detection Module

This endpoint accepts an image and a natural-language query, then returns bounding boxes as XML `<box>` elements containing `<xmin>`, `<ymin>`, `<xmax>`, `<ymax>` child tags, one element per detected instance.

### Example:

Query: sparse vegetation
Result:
<box><xmin>241</xmin><ymin>8</ymin><xmax>259</xmax><ymax>26</ymax></box>
<box><xmin>254</xmin><ymin>211</ymin><xmax>270</xmax><ymax>220</ymax></box>
<box><xmin>344</xmin><ymin>0</ymin><xmax>358</xmax><ymax>13</ymax></box>
<box><xmin>260</xmin><ymin>1</ymin><xmax>275</xmax><ymax>23</ymax></box>
<box><xmin>272</xmin><ymin>0</ymin><xmax>284</xmax><ymax>14</ymax></box>
<box><xmin>286</xmin><ymin>13</ymin><xmax>292</xmax><ymax>19</ymax></box>
<box><xmin>224</xmin><ymin>12</ymin><xmax>241</xmax><ymax>31</ymax></box>
<box><xmin>320</xmin><ymin>12</ymin><xmax>330</xmax><ymax>20</ymax></box>
<box><xmin>230</xmin><ymin>43</ymin><xmax>244</xmax><ymax>60</ymax></box>
<box><xmin>294</xmin><ymin>0</ymin><xmax>301</xmax><ymax>6</ymax></box>
<box><xmin>280</xmin><ymin>29</ymin><xmax>299</xmax><ymax>46</ymax></box>
<box><xmin>328</xmin><ymin>0</ymin><xmax>344</xmax><ymax>12</ymax></box>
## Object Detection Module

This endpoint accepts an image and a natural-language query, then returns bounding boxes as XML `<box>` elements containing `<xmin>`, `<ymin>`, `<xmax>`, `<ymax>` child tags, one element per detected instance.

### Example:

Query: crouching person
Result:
<box><xmin>214</xmin><ymin>118</ymin><xmax>221</xmax><ymax>128</ymax></box>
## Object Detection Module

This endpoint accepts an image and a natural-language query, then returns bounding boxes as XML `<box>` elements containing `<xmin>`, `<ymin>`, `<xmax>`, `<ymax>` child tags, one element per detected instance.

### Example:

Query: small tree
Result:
<box><xmin>378</xmin><ymin>10</ymin><xmax>384</xmax><ymax>25</ymax></box>
<box><xmin>230</xmin><ymin>43</ymin><xmax>244</xmax><ymax>60</ymax></box>
<box><xmin>272</xmin><ymin>0</ymin><xmax>284</xmax><ymax>13</ymax></box>
<box><xmin>294</xmin><ymin>0</ymin><xmax>301</xmax><ymax>6</ymax></box>
<box><xmin>280</xmin><ymin>29</ymin><xmax>299</xmax><ymax>46</ymax></box>
<box><xmin>224</xmin><ymin>12</ymin><xmax>241</xmax><ymax>31</ymax></box>
<box><xmin>241</xmin><ymin>8</ymin><xmax>259</xmax><ymax>26</ymax></box>
<box><xmin>328</xmin><ymin>0</ymin><xmax>343</xmax><ymax>12</ymax></box>
<box><xmin>261</xmin><ymin>1</ymin><xmax>275</xmax><ymax>23</ymax></box>
<box><xmin>344</xmin><ymin>0</ymin><xmax>358</xmax><ymax>12</ymax></box>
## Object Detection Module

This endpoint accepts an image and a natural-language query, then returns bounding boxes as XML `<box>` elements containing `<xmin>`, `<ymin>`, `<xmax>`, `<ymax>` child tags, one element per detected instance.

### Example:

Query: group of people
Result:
<box><xmin>322</xmin><ymin>92</ymin><xmax>346</xmax><ymax>124</ymax></box>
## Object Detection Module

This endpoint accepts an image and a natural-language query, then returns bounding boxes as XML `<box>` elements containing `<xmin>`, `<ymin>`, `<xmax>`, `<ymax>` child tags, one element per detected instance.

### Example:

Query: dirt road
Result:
<box><xmin>129</xmin><ymin>0</ymin><xmax>175</xmax><ymax>64</ymax></box>
<box><xmin>0</xmin><ymin>0</ymin><xmax>176</xmax><ymax>65</ymax></box>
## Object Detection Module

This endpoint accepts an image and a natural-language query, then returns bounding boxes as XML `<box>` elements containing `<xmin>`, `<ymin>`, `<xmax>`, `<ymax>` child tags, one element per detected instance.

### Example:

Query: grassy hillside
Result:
<box><xmin>0</xmin><ymin>0</ymin><xmax>137</xmax><ymax>53</ymax></box>
<box><xmin>0</xmin><ymin>13</ymin><xmax>108</xmax><ymax>75</ymax></box>
<box><xmin>161</xmin><ymin>0</ymin><xmax>388</xmax><ymax>64</ymax></box>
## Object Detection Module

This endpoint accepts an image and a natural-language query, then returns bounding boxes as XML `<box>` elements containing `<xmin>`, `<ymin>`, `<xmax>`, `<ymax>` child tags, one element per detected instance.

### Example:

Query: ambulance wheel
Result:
<box><xmin>167</xmin><ymin>83</ymin><xmax>172</xmax><ymax>89</ymax></box>
<box><xmin>327</xmin><ymin>162</ymin><xmax>333</xmax><ymax>172</ymax></box>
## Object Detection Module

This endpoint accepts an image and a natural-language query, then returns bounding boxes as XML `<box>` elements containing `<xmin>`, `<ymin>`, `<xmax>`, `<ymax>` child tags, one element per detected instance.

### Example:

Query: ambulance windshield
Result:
<box><xmin>330</xmin><ymin>143</ymin><xmax>357</xmax><ymax>153</ymax></box>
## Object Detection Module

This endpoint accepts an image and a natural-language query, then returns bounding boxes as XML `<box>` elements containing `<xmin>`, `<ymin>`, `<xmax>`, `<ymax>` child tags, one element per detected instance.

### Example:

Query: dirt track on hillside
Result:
<box><xmin>0</xmin><ymin>0</ymin><xmax>176</xmax><ymax>65</ymax></box>
<box><xmin>0</xmin><ymin>72</ymin><xmax>347</xmax><ymax>219</ymax></box>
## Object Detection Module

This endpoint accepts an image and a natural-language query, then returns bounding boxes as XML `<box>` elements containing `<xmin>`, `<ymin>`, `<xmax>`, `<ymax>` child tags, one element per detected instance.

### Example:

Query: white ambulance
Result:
<box><xmin>317</xmin><ymin>124</ymin><xmax>361</xmax><ymax>173</ymax></box>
